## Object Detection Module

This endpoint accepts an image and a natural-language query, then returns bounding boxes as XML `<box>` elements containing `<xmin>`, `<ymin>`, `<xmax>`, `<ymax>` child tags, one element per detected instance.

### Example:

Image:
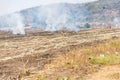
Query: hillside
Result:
<box><xmin>86</xmin><ymin>0</ymin><xmax>120</xmax><ymax>24</ymax></box>
<box><xmin>0</xmin><ymin>0</ymin><xmax>120</xmax><ymax>30</ymax></box>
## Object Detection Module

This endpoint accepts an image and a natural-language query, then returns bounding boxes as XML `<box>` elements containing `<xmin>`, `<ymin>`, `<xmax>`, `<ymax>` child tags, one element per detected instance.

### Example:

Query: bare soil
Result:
<box><xmin>86</xmin><ymin>65</ymin><xmax>120</xmax><ymax>80</ymax></box>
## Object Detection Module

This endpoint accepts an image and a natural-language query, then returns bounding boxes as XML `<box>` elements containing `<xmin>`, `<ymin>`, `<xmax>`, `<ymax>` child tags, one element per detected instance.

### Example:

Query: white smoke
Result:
<box><xmin>45</xmin><ymin>8</ymin><xmax>79</xmax><ymax>31</ymax></box>
<box><xmin>37</xmin><ymin>4</ymin><xmax>86</xmax><ymax>32</ymax></box>
<box><xmin>11</xmin><ymin>13</ymin><xmax>25</xmax><ymax>34</ymax></box>
<box><xmin>0</xmin><ymin>13</ymin><xmax>25</xmax><ymax>34</ymax></box>
<box><xmin>10</xmin><ymin>13</ymin><xmax>25</xmax><ymax>34</ymax></box>
<box><xmin>0</xmin><ymin>3</ymin><xmax>90</xmax><ymax>33</ymax></box>
<box><xmin>113</xmin><ymin>17</ymin><xmax>120</xmax><ymax>27</ymax></box>
<box><xmin>44</xmin><ymin>5</ymin><xmax>69</xmax><ymax>31</ymax></box>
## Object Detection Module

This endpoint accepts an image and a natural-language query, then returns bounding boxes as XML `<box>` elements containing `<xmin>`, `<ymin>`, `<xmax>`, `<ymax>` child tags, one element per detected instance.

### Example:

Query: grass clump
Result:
<box><xmin>89</xmin><ymin>54</ymin><xmax>120</xmax><ymax>65</ymax></box>
<box><xmin>86</xmin><ymin>39</ymin><xmax>120</xmax><ymax>65</ymax></box>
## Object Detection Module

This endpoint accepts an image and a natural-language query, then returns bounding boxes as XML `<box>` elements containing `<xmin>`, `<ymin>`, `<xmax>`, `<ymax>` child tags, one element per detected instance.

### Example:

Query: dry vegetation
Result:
<box><xmin>0</xmin><ymin>29</ymin><xmax>119</xmax><ymax>80</ymax></box>
<box><xmin>27</xmin><ymin>38</ymin><xmax>120</xmax><ymax>80</ymax></box>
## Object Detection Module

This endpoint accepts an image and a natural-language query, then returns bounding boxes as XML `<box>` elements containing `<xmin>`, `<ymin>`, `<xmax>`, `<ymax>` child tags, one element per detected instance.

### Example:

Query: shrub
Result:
<box><xmin>84</xmin><ymin>23</ymin><xmax>91</xmax><ymax>28</ymax></box>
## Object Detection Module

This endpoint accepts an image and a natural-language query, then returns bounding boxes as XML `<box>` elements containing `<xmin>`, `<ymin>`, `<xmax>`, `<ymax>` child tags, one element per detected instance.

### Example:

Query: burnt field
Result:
<box><xmin>0</xmin><ymin>28</ymin><xmax>120</xmax><ymax>80</ymax></box>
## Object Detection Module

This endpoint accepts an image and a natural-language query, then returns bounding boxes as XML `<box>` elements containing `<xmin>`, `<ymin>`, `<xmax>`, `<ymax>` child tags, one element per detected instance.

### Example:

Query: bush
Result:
<box><xmin>84</xmin><ymin>23</ymin><xmax>91</xmax><ymax>28</ymax></box>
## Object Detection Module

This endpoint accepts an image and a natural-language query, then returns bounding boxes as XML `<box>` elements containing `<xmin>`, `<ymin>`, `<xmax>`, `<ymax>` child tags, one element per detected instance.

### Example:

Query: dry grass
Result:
<box><xmin>0</xmin><ymin>29</ymin><xmax>120</xmax><ymax>80</ymax></box>
<box><xmin>31</xmin><ymin>38</ymin><xmax>120</xmax><ymax>80</ymax></box>
<box><xmin>51</xmin><ymin>38</ymin><xmax>120</xmax><ymax>68</ymax></box>
<box><xmin>89</xmin><ymin>39</ymin><xmax>120</xmax><ymax>65</ymax></box>
<box><xmin>5</xmin><ymin>39</ymin><xmax>120</xmax><ymax>80</ymax></box>
<box><xmin>107</xmin><ymin>73</ymin><xmax>120</xmax><ymax>80</ymax></box>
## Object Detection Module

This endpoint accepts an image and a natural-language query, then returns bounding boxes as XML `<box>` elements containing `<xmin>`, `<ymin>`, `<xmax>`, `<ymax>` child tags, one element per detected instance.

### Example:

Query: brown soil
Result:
<box><xmin>86</xmin><ymin>65</ymin><xmax>120</xmax><ymax>80</ymax></box>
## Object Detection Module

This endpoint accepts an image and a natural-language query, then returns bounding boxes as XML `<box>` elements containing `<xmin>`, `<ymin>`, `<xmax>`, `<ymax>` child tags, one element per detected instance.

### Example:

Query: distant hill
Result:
<box><xmin>0</xmin><ymin>0</ymin><xmax>120</xmax><ymax>30</ymax></box>
<box><xmin>86</xmin><ymin>0</ymin><xmax>120</xmax><ymax>22</ymax></box>
<box><xmin>20</xmin><ymin>3</ymin><xmax>91</xmax><ymax>30</ymax></box>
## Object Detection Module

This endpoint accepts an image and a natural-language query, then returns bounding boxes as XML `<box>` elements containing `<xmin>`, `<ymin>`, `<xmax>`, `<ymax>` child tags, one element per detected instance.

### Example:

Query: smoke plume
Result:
<box><xmin>29</xmin><ymin>3</ymin><xmax>90</xmax><ymax>32</ymax></box>
<box><xmin>0</xmin><ymin>13</ymin><xmax>25</xmax><ymax>34</ymax></box>
<box><xmin>43</xmin><ymin>4</ymin><xmax>78</xmax><ymax>31</ymax></box>
<box><xmin>113</xmin><ymin>17</ymin><xmax>120</xmax><ymax>27</ymax></box>
<box><xmin>0</xmin><ymin>3</ymin><xmax>90</xmax><ymax>33</ymax></box>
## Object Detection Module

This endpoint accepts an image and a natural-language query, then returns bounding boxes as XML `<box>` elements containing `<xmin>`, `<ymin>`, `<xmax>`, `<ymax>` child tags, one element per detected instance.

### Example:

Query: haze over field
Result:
<box><xmin>0</xmin><ymin>0</ymin><xmax>98</xmax><ymax>34</ymax></box>
<box><xmin>0</xmin><ymin>0</ymin><xmax>99</xmax><ymax>34</ymax></box>
<box><xmin>0</xmin><ymin>0</ymin><xmax>120</xmax><ymax>34</ymax></box>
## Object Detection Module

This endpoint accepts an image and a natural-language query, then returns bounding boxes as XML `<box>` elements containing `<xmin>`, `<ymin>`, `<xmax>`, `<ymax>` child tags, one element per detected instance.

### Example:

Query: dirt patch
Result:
<box><xmin>86</xmin><ymin>65</ymin><xmax>120</xmax><ymax>80</ymax></box>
